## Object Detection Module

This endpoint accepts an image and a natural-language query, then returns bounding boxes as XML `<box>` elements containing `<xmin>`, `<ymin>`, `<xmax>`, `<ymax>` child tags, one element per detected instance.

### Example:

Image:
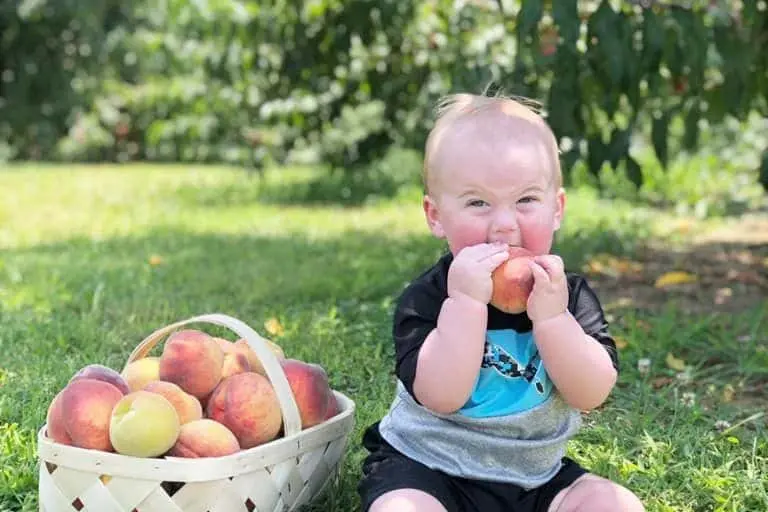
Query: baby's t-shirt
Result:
<box><xmin>377</xmin><ymin>252</ymin><xmax>618</xmax><ymax>489</ymax></box>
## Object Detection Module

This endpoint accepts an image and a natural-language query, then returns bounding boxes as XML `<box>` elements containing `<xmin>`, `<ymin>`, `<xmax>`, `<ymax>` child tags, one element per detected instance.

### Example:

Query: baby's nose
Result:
<box><xmin>493</xmin><ymin>208</ymin><xmax>518</xmax><ymax>232</ymax></box>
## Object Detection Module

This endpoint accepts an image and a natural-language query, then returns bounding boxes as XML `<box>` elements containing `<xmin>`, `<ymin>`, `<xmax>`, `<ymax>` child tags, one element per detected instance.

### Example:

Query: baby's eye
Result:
<box><xmin>518</xmin><ymin>196</ymin><xmax>538</xmax><ymax>204</ymax></box>
<box><xmin>466</xmin><ymin>199</ymin><xmax>488</xmax><ymax>207</ymax></box>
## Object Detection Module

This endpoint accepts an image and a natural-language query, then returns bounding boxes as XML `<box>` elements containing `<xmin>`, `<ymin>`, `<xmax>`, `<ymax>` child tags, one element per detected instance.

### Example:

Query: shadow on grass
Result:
<box><xmin>1</xmin><ymin>224</ymin><xmax>643</xmax><ymax>329</ymax></box>
<box><xmin>175</xmin><ymin>150</ymin><xmax>425</xmax><ymax>208</ymax></box>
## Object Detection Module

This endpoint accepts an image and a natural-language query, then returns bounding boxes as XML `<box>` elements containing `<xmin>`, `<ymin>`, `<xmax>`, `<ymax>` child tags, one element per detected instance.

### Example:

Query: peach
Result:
<box><xmin>159</xmin><ymin>329</ymin><xmax>224</xmax><ymax>399</ymax></box>
<box><xmin>143</xmin><ymin>381</ymin><xmax>203</xmax><ymax>425</ymax></box>
<box><xmin>280</xmin><ymin>359</ymin><xmax>335</xmax><ymax>429</ymax></box>
<box><xmin>323</xmin><ymin>392</ymin><xmax>340</xmax><ymax>421</ymax></box>
<box><xmin>490</xmin><ymin>246</ymin><xmax>535</xmax><ymax>314</ymax></box>
<box><xmin>222</xmin><ymin>351</ymin><xmax>251</xmax><ymax>379</ymax></box>
<box><xmin>46</xmin><ymin>378</ymin><xmax>124</xmax><ymax>451</ymax></box>
<box><xmin>121</xmin><ymin>357</ymin><xmax>160</xmax><ymax>392</ymax></box>
<box><xmin>167</xmin><ymin>419</ymin><xmax>240</xmax><ymax>458</ymax></box>
<box><xmin>45</xmin><ymin>390</ymin><xmax>72</xmax><ymax>445</ymax></box>
<box><xmin>109</xmin><ymin>391</ymin><xmax>180</xmax><ymax>457</ymax></box>
<box><xmin>206</xmin><ymin>372</ymin><xmax>282</xmax><ymax>449</ymax></box>
<box><xmin>233</xmin><ymin>338</ymin><xmax>285</xmax><ymax>376</ymax></box>
<box><xmin>70</xmin><ymin>364</ymin><xmax>130</xmax><ymax>395</ymax></box>
<box><xmin>213</xmin><ymin>337</ymin><xmax>233</xmax><ymax>353</ymax></box>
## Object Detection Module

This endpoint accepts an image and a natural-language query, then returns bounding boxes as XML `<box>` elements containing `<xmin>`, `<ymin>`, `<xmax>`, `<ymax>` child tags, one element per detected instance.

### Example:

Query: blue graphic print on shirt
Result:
<box><xmin>459</xmin><ymin>329</ymin><xmax>552</xmax><ymax>418</ymax></box>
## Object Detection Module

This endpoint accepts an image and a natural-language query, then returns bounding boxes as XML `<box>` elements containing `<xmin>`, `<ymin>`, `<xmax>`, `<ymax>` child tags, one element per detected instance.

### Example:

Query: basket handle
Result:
<box><xmin>123</xmin><ymin>313</ymin><xmax>302</xmax><ymax>438</ymax></box>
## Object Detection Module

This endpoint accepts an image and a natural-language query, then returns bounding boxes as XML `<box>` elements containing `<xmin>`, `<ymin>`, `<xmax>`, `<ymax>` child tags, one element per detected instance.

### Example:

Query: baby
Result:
<box><xmin>357</xmin><ymin>93</ymin><xmax>645</xmax><ymax>512</ymax></box>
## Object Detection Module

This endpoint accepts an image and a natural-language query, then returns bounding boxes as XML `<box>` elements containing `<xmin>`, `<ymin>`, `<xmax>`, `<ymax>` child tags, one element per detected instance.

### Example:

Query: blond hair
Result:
<box><xmin>423</xmin><ymin>92</ymin><xmax>562</xmax><ymax>193</ymax></box>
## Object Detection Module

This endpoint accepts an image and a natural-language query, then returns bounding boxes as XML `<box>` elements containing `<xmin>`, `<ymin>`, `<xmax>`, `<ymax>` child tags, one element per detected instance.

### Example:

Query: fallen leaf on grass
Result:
<box><xmin>148</xmin><ymin>255</ymin><xmax>163</xmax><ymax>266</ymax></box>
<box><xmin>652</xmin><ymin>376</ymin><xmax>674</xmax><ymax>389</ymax></box>
<box><xmin>655</xmin><ymin>271</ymin><xmax>698</xmax><ymax>288</ymax></box>
<box><xmin>665</xmin><ymin>352</ymin><xmax>687</xmax><ymax>371</ymax></box>
<box><xmin>722</xmin><ymin>384</ymin><xmax>735</xmax><ymax>403</ymax></box>
<box><xmin>614</xmin><ymin>336</ymin><xmax>629</xmax><ymax>350</ymax></box>
<box><xmin>264</xmin><ymin>317</ymin><xmax>285</xmax><ymax>337</ymax></box>
<box><xmin>583</xmin><ymin>254</ymin><xmax>644</xmax><ymax>278</ymax></box>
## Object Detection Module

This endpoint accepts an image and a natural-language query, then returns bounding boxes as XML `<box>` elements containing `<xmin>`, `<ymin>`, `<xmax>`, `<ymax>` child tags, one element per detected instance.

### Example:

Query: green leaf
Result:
<box><xmin>587</xmin><ymin>135</ymin><xmax>607</xmax><ymax>176</ymax></box>
<box><xmin>641</xmin><ymin>8</ymin><xmax>664</xmax><ymax>73</ymax></box>
<box><xmin>624</xmin><ymin>155</ymin><xmax>643</xmax><ymax>188</ymax></box>
<box><xmin>552</xmin><ymin>0</ymin><xmax>579</xmax><ymax>46</ymax></box>
<box><xmin>587</xmin><ymin>0</ymin><xmax>623</xmax><ymax>87</ymax></box>
<box><xmin>683</xmin><ymin>102</ymin><xmax>700</xmax><ymax>151</ymax></box>
<box><xmin>607</xmin><ymin>128</ymin><xmax>631</xmax><ymax>169</ymax></box>
<box><xmin>516</xmin><ymin>0</ymin><xmax>542</xmax><ymax>41</ymax></box>
<box><xmin>759</xmin><ymin>149</ymin><xmax>768</xmax><ymax>192</ymax></box>
<box><xmin>651</xmin><ymin>112</ymin><xmax>670</xmax><ymax>168</ymax></box>
<box><xmin>560</xmin><ymin>147</ymin><xmax>581</xmax><ymax>176</ymax></box>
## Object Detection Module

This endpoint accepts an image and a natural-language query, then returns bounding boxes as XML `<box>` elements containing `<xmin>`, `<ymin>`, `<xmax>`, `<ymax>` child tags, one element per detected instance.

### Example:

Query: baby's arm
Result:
<box><xmin>534</xmin><ymin>312</ymin><xmax>617</xmax><ymax>410</ymax></box>
<box><xmin>413</xmin><ymin>243</ymin><xmax>509</xmax><ymax>414</ymax></box>
<box><xmin>413</xmin><ymin>294</ymin><xmax>486</xmax><ymax>414</ymax></box>
<box><xmin>528</xmin><ymin>255</ymin><xmax>617</xmax><ymax>411</ymax></box>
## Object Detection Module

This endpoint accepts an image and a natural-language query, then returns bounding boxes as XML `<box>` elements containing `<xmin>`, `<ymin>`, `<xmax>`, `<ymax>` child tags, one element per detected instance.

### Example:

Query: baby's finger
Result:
<box><xmin>533</xmin><ymin>255</ymin><xmax>565</xmax><ymax>280</ymax></box>
<box><xmin>480</xmin><ymin>250</ymin><xmax>510</xmax><ymax>271</ymax></box>
<box><xmin>529</xmin><ymin>260</ymin><xmax>551</xmax><ymax>285</ymax></box>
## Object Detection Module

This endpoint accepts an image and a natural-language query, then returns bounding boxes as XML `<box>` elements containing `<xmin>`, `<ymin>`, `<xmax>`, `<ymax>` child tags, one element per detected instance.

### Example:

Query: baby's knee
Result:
<box><xmin>369</xmin><ymin>488</ymin><xmax>448</xmax><ymax>512</ymax></box>
<box><xmin>551</xmin><ymin>475</ymin><xmax>644</xmax><ymax>512</ymax></box>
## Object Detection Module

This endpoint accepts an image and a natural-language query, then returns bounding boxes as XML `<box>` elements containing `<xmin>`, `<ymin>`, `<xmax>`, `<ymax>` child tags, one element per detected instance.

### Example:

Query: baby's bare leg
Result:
<box><xmin>369</xmin><ymin>488</ymin><xmax>448</xmax><ymax>512</ymax></box>
<box><xmin>549</xmin><ymin>474</ymin><xmax>644</xmax><ymax>512</ymax></box>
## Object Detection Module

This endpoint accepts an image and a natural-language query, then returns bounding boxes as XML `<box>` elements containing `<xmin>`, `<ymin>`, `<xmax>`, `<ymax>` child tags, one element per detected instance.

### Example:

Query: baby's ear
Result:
<box><xmin>553</xmin><ymin>188</ymin><xmax>566</xmax><ymax>231</ymax></box>
<box><xmin>423</xmin><ymin>195</ymin><xmax>445</xmax><ymax>238</ymax></box>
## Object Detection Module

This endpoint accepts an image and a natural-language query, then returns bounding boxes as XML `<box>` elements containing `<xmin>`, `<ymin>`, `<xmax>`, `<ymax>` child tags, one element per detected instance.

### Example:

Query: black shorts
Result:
<box><xmin>357</xmin><ymin>423</ymin><xmax>587</xmax><ymax>512</ymax></box>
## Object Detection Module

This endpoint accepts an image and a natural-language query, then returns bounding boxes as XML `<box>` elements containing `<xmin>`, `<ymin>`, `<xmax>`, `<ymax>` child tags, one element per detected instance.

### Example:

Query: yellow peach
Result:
<box><xmin>109</xmin><ymin>391</ymin><xmax>180</xmax><ymax>457</ymax></box>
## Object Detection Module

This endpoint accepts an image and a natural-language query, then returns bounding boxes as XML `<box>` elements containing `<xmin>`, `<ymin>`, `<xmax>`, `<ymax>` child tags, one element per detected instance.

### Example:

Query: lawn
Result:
<box><xmin>0</xmin><ymin>164</ymin><xmax>766</xmax><ymax>512</ymax></box>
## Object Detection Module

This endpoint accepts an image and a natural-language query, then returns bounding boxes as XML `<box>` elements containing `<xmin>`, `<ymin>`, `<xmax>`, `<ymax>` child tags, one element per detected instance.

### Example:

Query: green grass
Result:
<box><xmin>0</xmin><ymin>164</ymin><xmax>766</xmax><ymax>512</ymax></box>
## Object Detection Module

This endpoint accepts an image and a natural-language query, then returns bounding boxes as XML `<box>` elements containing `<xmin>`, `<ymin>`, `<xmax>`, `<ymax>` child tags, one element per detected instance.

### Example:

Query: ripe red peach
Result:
<box><xmin>490</xmin><ymin>246</ymin><xmax>535</xmax><ymax>314</ymax></box>
<box><xmin>158</xmin><ymin>329</ymin><xmax>224</xmax><ymax>399</ymax></box>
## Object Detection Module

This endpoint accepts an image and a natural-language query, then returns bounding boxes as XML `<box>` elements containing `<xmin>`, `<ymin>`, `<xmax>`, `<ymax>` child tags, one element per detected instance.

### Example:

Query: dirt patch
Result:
<box><xmin>584</xmin><ymin>214</ymin><xmax>768</xmax><ymax>315</ymax></box>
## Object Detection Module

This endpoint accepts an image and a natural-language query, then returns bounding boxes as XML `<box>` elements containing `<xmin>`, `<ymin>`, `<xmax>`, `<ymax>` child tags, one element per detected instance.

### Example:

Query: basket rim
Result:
<box><xmin>38</xmin><ymin>390</ymin><xmax>356</xmax><ymax>482</ymax></box>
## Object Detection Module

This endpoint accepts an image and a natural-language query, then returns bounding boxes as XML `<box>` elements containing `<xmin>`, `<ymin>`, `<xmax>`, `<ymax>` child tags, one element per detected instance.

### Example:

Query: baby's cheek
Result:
<box><xmin>521</xmin><ymin>218</ymin><xmax>556</xmax><ymax>255</ymax></box>
<box><xmin>449</xmin><ymin>222</ymin><xmax>489</xmax><ymax>252</ymax></box>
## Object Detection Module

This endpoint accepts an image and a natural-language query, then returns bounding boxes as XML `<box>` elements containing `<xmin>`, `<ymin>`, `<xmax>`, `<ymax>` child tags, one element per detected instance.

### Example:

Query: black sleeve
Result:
<box><xmin>392</xmin><ymin>279</ymin><xmax>446</xmax><ymax>400</ymax></box>
<box><xmin>567</xmin><ymin>275</ymin><xmax>619</xmax><ymax>372</ymax></box>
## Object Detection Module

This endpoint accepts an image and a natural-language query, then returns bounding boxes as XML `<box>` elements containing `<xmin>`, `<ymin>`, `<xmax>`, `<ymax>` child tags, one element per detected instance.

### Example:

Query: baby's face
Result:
<box><xmin>424</xmin><ymin>127</ymin><xmax>564</xmax><ymax>258</ymax></box>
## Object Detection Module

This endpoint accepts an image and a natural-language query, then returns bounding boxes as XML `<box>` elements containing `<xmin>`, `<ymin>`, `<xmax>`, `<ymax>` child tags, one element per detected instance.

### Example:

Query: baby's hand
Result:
<box><xmin>447</xmin><ymin>243</ymin><xmax>509</xmax><ymax>305</ymax></box>
<box><xmin>527</xmin><ymin>255</ymin><xmax>568</xmax><ymax>323</ymax></box>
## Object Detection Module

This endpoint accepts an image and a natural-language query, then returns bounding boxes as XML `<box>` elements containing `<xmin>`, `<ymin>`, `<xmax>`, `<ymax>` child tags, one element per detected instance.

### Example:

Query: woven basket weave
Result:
<box><xmin>37</xmin><ymin>313</ymin><xmax>356</xmax><ymax>512</ymax></box>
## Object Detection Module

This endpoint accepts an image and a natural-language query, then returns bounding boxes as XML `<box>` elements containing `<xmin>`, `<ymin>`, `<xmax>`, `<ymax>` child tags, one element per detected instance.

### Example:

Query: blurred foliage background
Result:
<box><xmin>1</xmin><ymin>0</ymin><xmax>767</xmax><ymax>201</ymax></box>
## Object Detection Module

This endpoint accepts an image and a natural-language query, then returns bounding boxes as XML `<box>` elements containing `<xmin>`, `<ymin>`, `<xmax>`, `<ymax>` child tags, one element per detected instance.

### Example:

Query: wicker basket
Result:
<box><xmin>37</xmin><ymin>313</ymin><xmax>356</xmax><ymax>512</ymax></box>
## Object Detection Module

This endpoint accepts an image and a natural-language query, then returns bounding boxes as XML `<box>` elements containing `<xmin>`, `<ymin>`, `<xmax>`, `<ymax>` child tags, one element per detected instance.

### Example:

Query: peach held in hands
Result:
<box><xmin>159</xmin><ymin>329</ymin><xmax>224</xmax><ymax>399</ymax></box>
<box><xmin>109</xmin><ymin>391</ymin><xmax>181</xmax><ymax>458</ymax></box>
<box><xmin>167</xmin><ymin>419</ymin><xmax>240</xmax><ymax>458</ymax></box>
<box><xmin>206</xmin><ymin>372</ymin><xmax>282</xmax><ymax>449</ymax></box>
<box><xmin>281</xmin><ymin>359</ymin><xmax>336</xmax><ymax>429</ymax></box>
<box><xmin>121</xmin><ymin>357</ymin><xmax>161</xmax><ymax>392</ymax></box>
<box><xmin>143</xmin><ymin>381</ymin><xmax>203</xmax><ymax>425</ymax></box>
<box><xmin>490</xmin><ymin>246</ymin><xmax>535</xmax><ymax>314</ymax></box>
<box><xmin>46</xmin><ymin>378</ymin><xmax>124</xmax><ymax>451</ymax></box>
<box><xmin>70</xmin><ymin>364</ymin><xmax>130</xmax><ymax>395</ymax></box>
